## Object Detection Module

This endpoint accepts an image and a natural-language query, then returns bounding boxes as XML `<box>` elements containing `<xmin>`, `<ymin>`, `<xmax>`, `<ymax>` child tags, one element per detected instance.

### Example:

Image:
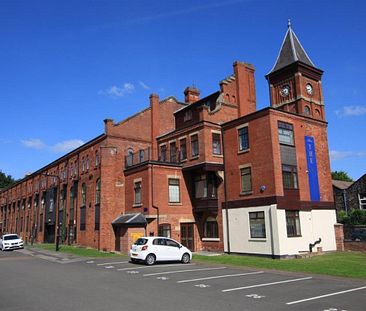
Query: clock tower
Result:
<box><xmin>266</xmin><ymin>21</ymin><xmax>325</xmax><ymax>121</ymax></box>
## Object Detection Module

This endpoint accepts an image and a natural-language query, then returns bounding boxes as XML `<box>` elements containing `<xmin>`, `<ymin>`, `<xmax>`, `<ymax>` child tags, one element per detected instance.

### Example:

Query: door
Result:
<box><xmin>180</xmin><ymin>223</ymin><xmax>194</xmax><ymax>251</ymax></box>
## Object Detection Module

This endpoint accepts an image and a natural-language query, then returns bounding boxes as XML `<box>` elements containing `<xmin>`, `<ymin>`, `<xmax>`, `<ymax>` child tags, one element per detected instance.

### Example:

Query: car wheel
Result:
<box><xmin>181</xmin><ymin>253</ymin><xmax>190</xmax><ymax>264</ymax></box>
<box><xmin>145</xmin><ymin>254</ymin><xmax>156</xmax><ymax>265</ymax></box>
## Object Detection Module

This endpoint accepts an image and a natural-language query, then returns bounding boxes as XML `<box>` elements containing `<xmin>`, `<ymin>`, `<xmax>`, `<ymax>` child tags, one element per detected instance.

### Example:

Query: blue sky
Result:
<box><xmin>1</xmin><ymin>0</ymin><xmax>365</xmax><ymax>181</ymax></box>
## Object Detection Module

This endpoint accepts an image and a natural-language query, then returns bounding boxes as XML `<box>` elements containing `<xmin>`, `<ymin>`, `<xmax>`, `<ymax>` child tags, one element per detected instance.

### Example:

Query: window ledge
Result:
<box><xmin>133</xmin><ymin>203</ymin><xmax>142</xmax><ymax>208</ymax></box>
<box><xmin>238</xmin><ymin>148</ymin><xmax>250</xmax><ymax>155</ymax></box>
<box><xmin>287</xmin><ymin>235</ymin><xmax>302</xmax><ymax>238</ymax></box>
<box><xmin>168</xmin><ymin>202</ymin><xmax>182</xmax><ymax>206</ymax></box>
<box><xmin>248</xmin><ymin>238</ymin><xmax>267</xmax><ymax>242</ymax></box>
<box><xmin>180</xmin><ymin>159</ymin><xmax>188</xmax><ymax>163</ymax></box>
<box><xmin>202</xmin><ymin>238</ymin><xmax>220</xmax><ymax>242</ymax></box>
<box><xmin>190</xmin><ymin>155</ymin><xmax>199</xmax><ymax>160</ymax></box>
<box><xmin>240</xmin><ymin>191</ymin><xmax>253</xmax><ymax>196</ymax></box>
<box><xmin>213</xmin><ymin>154</ymin><xmax>223</xmax><ymax>158</ymax></box>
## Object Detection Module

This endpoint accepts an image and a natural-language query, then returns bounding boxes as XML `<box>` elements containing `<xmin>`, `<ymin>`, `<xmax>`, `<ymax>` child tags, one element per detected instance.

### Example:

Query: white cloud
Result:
<box><xmin>330</xmin><ymin>150</ymin><xmax>366</xmax><ymax>160</ymax></box>
<box><xmin>51</xmin><ymin>139</ymin><xmax>84</xmax><ymax>153</ymax></box>
<box><xmin>21</xmin><ymin>138</ymin><xmax>46</xmax><ymax>150</ymax></box>
<box><xmin>100</xmin><ymin>83</ymin><xmax>135</xmax><ymax>97</ymax></box>
<box><xmin>335</xmin><ymin>105</ymin><xmax>366</xmax><ymax>117</ymax></box>
<box><xmin>139</xmin><ymin>81</ymin><xmax>150</xmax><ymax>90</ymax></box>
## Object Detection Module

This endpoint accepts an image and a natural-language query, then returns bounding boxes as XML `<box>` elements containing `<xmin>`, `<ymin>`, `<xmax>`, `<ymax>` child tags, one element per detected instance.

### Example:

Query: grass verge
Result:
<box><xmin>193</xmin><ymin>251</ymin><xmax>366</xmax><ymax>279</ymax></box>
<box><xmin>31</xmin><ymin>243</ymin><xmax>126</xmax><ymax>258</ymax></box>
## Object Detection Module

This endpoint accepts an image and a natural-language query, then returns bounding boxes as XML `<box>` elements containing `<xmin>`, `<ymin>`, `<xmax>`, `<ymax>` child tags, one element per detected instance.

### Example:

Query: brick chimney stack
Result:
<box><xmin>184</xmin><ymin>87</ymin><xmax>200</xmax><ymax>104</ymax></box>
<box><xmin>150</xmin><ymin>94</ymin><xmax>159</xmax><ymax>161</ymax></box>
<box><xmin>233</xmin><ymin>61</ymin><xmax>256</xmax><ymax>117</ymax></box>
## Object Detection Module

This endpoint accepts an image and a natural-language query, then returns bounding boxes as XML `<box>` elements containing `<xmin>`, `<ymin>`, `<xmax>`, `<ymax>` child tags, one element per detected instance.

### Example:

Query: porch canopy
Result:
<box><xmin>112</xmin><ymin>213</ymin><xmax>147</xmax><ymax>227</ymax></box>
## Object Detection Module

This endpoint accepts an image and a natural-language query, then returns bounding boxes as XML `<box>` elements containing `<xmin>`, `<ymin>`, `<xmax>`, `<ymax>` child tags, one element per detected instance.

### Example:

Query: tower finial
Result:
<box><xmin>288</xmin><ymin>19</ymin><xmax>291</xmax><ymax>28</ymax></box>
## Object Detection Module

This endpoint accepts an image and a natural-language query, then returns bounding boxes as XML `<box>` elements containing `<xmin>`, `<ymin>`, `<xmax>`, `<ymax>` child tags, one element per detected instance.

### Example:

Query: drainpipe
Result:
<box><xmin>221</xmin><ymin>127</ymin><xmax>231</xmax><ymax>254</ymax></box>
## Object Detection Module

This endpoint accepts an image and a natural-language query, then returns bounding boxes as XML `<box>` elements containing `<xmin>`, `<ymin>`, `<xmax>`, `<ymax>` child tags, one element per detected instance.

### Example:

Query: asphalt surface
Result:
<box><xmin>0</xmin><ymin>247</ymin><xmax>365</xmax><ymax>311</ymax></box>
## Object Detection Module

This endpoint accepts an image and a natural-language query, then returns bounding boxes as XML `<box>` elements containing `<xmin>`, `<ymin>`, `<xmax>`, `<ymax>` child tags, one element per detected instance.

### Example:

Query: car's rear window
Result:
<box><xmin>4</xmin><ymin>235</ymin><xmax>19</xmax><ymax>240</ymax></box>
<box><xmin>134</xmin><ymin>238</ymin><xmax>148</xmax><ymax>245</ymax></box>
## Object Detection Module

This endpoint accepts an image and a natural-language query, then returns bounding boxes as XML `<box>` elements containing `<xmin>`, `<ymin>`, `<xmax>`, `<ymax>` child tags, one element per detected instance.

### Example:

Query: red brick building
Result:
<box><xmin>0</xmin><ymin>23</ymin><xmax>337</xmax><ymax>256</ymax></box>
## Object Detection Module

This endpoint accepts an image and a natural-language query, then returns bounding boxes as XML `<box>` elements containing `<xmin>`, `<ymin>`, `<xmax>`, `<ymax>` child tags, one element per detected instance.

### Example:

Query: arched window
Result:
<box><xmin>304</xmin><ymin>106</ymin><xmax>311</xmax><ymax>115</ymax></box>
<box><xmin>126</xmin><ymin>148</ymin><xmax>134</xmax><ymax>166</ymax></box>
<box><xmin>315</xmin><ymin>109</ymin><xmax>320</xmax><ymax>117</ymax></box>
<box><xmin>81</xmin><ymin>183</ymin><xmax>87</xmax><ymax>207</ymax></box>
<box><xmin>204</xmin><ymin>216</ymin><xmax>218</xmax><ymax>238</ymax></box>
<box><xmin>95</xmin><ymin>151</ymin><xmax>100</xmax><ymax>167</ymax></box>
<box><xmin>95</xmin><ymin>179</ymin><xmax>101</xmax><ymax>204</ymax></box>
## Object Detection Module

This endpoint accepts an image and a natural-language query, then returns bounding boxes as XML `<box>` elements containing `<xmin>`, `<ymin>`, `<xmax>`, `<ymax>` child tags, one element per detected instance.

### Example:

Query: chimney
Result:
<box><xmin>184</xmin><ymin>87</ymin><xmax>200</xmax><ymax>104</ymax></box>
<box><xmin>150</xmin><ymin>94</ymin><xmax>159</xmax><ymax>160</ymax></box>
<box><xmin>104</xmin><ymin>119</ymin><xmax>114</xmax><ymax>135</ymax></box>
<box><xmin>233</xmin><ymin>61</ymin><xmax>256</xmax><ymax>117</ymax></box>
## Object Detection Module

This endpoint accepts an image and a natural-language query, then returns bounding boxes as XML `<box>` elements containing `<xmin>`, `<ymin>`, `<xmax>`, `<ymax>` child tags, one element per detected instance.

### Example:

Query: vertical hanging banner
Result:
<box><xmin>305</xmin><ymin>136</ymin><xmax>320</xmax><ymax>201</ymax></box>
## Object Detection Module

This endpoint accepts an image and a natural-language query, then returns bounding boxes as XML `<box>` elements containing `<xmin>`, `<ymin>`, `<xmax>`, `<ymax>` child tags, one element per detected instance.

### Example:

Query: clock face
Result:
<box><xmin>280</xmin><ymin>85</ymin><xmax>290</xmax><ymax>97</ymax></box>
<box><xmin>306</xmin><ymin>83</ymin><xmax>313</xmax><ymax>95</ymax></box>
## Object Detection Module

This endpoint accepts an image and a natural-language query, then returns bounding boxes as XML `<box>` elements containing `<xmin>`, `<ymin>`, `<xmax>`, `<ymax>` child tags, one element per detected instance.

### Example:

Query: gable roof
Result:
<box><xmin>332</xmin><ymin>179</ymin><xmax>354</xmax><ymax>190</ymax></box>
<box><xmin>267</xmin><ymin>20</ymin><xmax>315</xmax><ymax>75</ymax></box>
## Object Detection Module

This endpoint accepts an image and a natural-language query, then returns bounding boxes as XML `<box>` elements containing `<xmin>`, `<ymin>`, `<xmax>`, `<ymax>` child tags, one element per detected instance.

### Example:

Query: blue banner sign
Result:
<box><xmin>305</xmin><ymin>136</ymin><xmax>320</xmax><ymax>201</ymax></box>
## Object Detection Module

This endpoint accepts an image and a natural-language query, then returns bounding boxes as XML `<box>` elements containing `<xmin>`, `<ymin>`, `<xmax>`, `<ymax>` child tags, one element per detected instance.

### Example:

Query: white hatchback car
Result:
<box><xmin>0</xmin><ymin>234</ymin><xmax>24</xmax><ymax>251</ymax></box>
<box><xmin>129</xmin><ymin>236</ymin><xmax>192</xmax><ymax>265</ymax></box>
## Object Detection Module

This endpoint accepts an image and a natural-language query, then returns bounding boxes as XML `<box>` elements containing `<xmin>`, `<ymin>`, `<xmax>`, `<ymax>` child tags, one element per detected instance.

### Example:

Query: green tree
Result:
<box><xmin>0</xmin><ymin>170</ymin><xmax>16</xmax><ymax>189</ymax></box>
<box><xmin>331</xmin><ymin>170</ymin><xmax>353</xmax><ymax>182</ymax></box>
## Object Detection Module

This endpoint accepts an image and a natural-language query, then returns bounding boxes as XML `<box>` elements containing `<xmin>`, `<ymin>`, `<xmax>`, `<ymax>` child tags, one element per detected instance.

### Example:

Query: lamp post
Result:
<box><xmin>43</xmin><ymin>173</ymin><xmax>61</xmax><ymax>251</ymax></box>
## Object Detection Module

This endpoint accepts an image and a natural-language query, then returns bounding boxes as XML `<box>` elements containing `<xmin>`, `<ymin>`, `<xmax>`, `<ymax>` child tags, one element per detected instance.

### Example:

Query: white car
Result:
<box><xmin>129</xmin><ymin>236</ymin><xmax>192</xmax><ymax>265</ymax></box>
<box><xmin>0</xmin><ymin>234</ymin><xmax>24</xmax><ymax>251</ymax></box>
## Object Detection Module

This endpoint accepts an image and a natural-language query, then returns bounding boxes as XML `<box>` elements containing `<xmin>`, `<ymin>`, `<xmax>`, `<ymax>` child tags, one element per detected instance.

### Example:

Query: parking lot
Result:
<box><xmin>1</xmin><ymin>249</ymin><xmax>365</xmax><ymax>310</ymax></box>
<box><xmin>81</xmin><ymin>257</ymin><xmax>366</xmax><ymax>311</ymax></box>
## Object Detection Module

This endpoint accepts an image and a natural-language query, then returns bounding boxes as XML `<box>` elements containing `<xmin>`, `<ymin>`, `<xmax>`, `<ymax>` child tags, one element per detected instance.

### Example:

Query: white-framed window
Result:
<box><xmin>359</xmin><ymin>193</ymin><xmax>366</xmax><ymax>210</ymax></box>
<box><xmin>168</xmin><ymin>179</ymin><xmax>180</xmax><ymax>203</ymax></box>
<box><xmin>249</xmin><ymin>211</ymin><xmax>266</xmax><ymax>238</ymax></box>
<box><xmin>278</xmin><ymin>121</ymin><xmax>294</xmax><ymax>145</ymax></box>
<box><xmin>212</xmin><ymin>133</ymin><xmax>221</xmax><ymax>155</ymax></box>
<box><xmin>238</xmin><ymin>126</ymin><xmax>249</xmax><ymax>151</ymax></box>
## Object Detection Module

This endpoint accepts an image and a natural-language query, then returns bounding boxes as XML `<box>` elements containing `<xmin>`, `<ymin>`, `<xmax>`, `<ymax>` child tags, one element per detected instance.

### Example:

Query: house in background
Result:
<box><xmin>0</xmin><ymin>23</ymin><xmax>338</xmax><ymax>257</ymax></box>
<box><xmin>333</xmin><ymin>174</ymin><xmax>366</xmax><ymax>214</ymax></box>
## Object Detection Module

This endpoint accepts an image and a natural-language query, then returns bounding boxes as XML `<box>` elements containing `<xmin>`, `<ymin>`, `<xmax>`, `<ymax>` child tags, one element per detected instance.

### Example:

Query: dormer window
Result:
<box><xmin>184</xmin><ymin>110</ymin><xmax>192</xmax><ymax>122</ymax></box>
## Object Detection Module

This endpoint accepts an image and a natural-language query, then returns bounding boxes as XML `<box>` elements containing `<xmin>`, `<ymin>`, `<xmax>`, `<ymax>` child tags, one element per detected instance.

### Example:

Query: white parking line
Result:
<box><xmin>117</xmin><ymin>263</ymin><xmax>196</xmax><ymax>271</ymax></box>
<box><xmin>222</xmin><ymin>276</ymin><xmax>312</xmax><ymax>292</ymax></box>
<box><xmin>97</xmin><ymin>261</ymin><xmax>129</xmax><ymax>266</ymax></box>
<box><xmin>177</xmin><ymin>271</ymin><xmax>264</xmax><ymax>283</ymax></box>
<box><xmin>143</xmin><ymin>267</ymin><xmax>227</xmax><ymax>277</ymax></box>
<box><xmin>286</xmin><ymin>286</ymin><xmax>366</xmax><ymax>305</ymax></box>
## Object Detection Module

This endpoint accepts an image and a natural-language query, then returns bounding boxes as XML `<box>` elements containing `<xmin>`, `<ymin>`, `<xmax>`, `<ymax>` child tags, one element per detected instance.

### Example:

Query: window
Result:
<box><xmin>158</xmin><ymin>224</ymin><xmax>171</xmax><ymax>238</ymax></box>
<box><xmin>359</xmin><ymin>193</ymin><xmax>366</xmax><ymax>210</ymax></box>
<box><xmin>160</xmin><ymin>145</ymin><xmax>167</xmax><ymax>162</ymax></box>
<box><xmin>95</xmin><ymin>151</ymin><xmax>100</xmax><ymax>167</ymax></box>
<box><xmin>95</xmin><ymin>204</ymin><xmax>100</xmax><ymax>231</ymax></box>
<box><xmin>286</xmin><ymin>211</ymin><xmax>301</xmax><ymax>237</ymax></box>
<box><xmin>212</xmin><ymin>133</ymin><xmax>221</xmax><ymax>155</ymax></box>
<box><xmin>238</xmin><ymin>127</ymin><xmax>249</xmax><ymax>151</ymax></box>
<box><xmin>95</xmin><ymin>179</ymin><xmax>101</xmax><ymax>204</ymax></box>
<box><xmin>80</xmin><ymin>206</ymin><xmax>86</xmax><ymax>231</ymax></box>
<box><xmin>139</xmin><ymin>149</ymin><xmax>145</xmax><ymax>163</ymax></box>
<box><xmin>241</xmin><ymin>167</ymin><xmax>252</xmax><ymax>193</ymax></box>
<box><xmin>168</xmin><ymin>179</ymin><xmax>180</xmax><ymax>203</ymax></box>
<box><xmin>191</xmin><ymin>134</ymin><xmax>199</xmax><ymax>157</ymax></box>
<box><xmin>166</xmin><ymin>239</ymin><xmax>180</xmax><ymax>247</ymax></box>
<box><xmin>278</xmin><ymin>121</ymin><xmax>294</xmax><ymax>145</ymax></box>
<box><xmin>170</xmin><ymin>142</ymin><xmax>177</xmax><ymax>163</ymax></box>
<box><xmin>204</xmin><ymin>216</ymin><xmax>218</xmax><ymax>238</ymax></box>
<box><xmin>86</xmin><ymin>157</ymin><xmax>90</xmax><ymax>171</ymax></box>
<box><xmin>60</xmin><ymin>187</ymin><xmax>66</xmax><ymax>211</ymax></box>
<box><xmin>184</xmin><ymin>110</ymin><xmax>192</xmax><ymax>121</ymax></box>
<box><xmin>194</xmin><ymin>174</ymin><xmax>207</xmax><ymax>198</ymax></box>
<box><xmin>249</xmin><ymin>211</ymin><xmax>266</xmax><ymax>238</ymax></box>
<box><xmin>126</xmin><ymin>148</ymin><xmax>134</xmax><ymax>166</ymax></box>
<box><xmin>304</xmin><ymin>106</ymin><xmax>311</xmax><ymax>115</ymax></box>
<box><xmin>282</xmin><ymin>165</ymin><xmax>298</xmax><ymax>189</ymax></box>
<box><xmin>180</xmin><ymin>138</ymin><xmax>187</xmax><ymax>161</ymax></box>
<box><xmin>81</xmin><ymin>183</ymin><xmax>87</xmax><ymax>207</ymax></box>
<box><xmin>134</xmin><ymin>181</ymin><xmax>142</xmax><ymax>205</ymax></box>
<box><xmin>39</xmin><ymin>214</ymin><xmax>43</xmax><ymax>232</ymax></box>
